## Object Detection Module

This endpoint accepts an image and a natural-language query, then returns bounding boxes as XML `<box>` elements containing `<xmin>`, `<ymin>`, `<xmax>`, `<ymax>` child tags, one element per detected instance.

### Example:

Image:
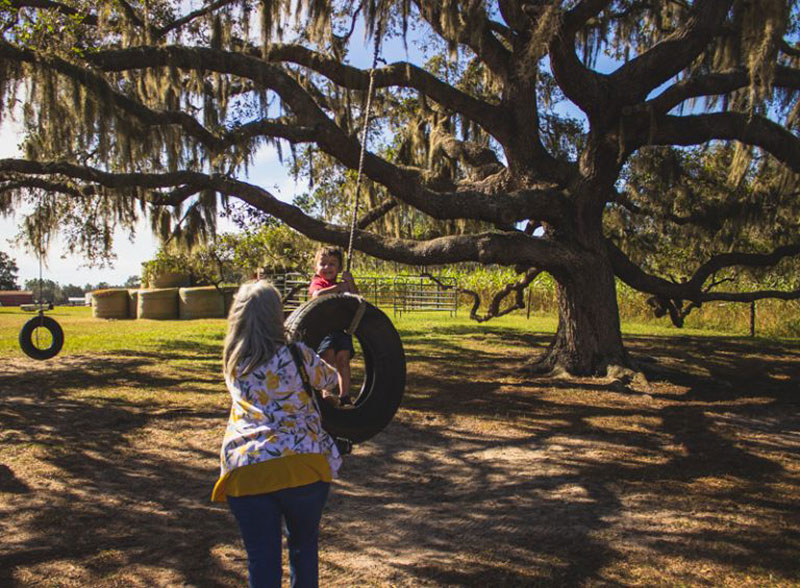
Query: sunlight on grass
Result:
<box><xmin>0</xmin><ymin>307</ymin><xmax>224</xmax><ymax>357</ymax></box>
<box><xmin>0</xmin><ymin>306</ymin><xmax>790</xmax><ymax>359</ymax></box>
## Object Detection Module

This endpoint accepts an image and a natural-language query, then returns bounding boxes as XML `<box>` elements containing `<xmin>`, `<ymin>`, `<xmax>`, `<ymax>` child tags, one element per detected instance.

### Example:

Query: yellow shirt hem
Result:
<box><xmin>212</xmin><ymin>453</ymin><xmax>331</xmax><ymax>502</ymax></box>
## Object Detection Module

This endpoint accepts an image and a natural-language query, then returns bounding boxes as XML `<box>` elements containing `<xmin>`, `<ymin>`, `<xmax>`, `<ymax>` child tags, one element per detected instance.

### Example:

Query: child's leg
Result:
<box><xmin>334</xmin><ymin>349</ymin><xmax>351</xmax><ymax>400</ymax></box>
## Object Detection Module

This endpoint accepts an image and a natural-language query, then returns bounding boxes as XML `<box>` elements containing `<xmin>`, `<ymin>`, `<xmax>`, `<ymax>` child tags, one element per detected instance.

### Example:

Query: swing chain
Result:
<box><xmin>345</xmin><ymin>18</ymin><xmax>384</xmax><ymax>273</ymax></box>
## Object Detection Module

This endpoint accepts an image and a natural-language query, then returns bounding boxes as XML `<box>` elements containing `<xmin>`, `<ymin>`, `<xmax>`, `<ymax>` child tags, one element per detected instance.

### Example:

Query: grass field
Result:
<box><xmin>0</xmin><ymin>305</ymin><xmax>752</xmax><ymax>358</ymax></box>
<box><xmin>1</xmin><ymin>306</ymin><xmax>798</xmax><ymax>586</ymax></box>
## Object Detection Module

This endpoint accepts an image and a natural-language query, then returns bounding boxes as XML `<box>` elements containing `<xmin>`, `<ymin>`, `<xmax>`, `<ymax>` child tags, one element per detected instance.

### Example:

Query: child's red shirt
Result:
<box><xmin>308</xmin><ymin>274</ymin><xmax>336</xmax><ymax>295</ymax></box>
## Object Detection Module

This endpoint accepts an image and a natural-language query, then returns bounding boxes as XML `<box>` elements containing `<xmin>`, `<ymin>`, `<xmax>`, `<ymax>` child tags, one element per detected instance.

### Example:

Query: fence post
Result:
<box><xmin>749</xmin><ymin>301</ymin><xmax>756</xmax><ymax>337</ymax></box>
<box><xmin>393</xmin><ymin>276</ymin><xmax>398</xmax><ymax>318</ymax></box>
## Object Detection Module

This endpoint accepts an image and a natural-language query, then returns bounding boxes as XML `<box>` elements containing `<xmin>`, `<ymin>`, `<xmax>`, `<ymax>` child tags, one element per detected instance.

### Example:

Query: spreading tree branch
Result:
<box><xmin>780</xmin><ymin>39</ymin><xmax>800</xmax><ymax>58</ymax></box>
<box><xmin>0</xmin><ymin>176</ymin><xmax>90</xmax><ymax>199</ymax></box>
<box><xmin>608</xmin><ymin>239</ymin><xmax>800</xmax><ymax>317</ymax></box>
<box><xmin>422</xmin><ymin>267</ymin><xmax>543</xmax><ymax>323</ymax></box>
<box><xmin>0</xmin><ymin>40</ymin><xmax>223</xmax><ymax>150</ymax></box>
<box><xmin>433</xmin><ymin>132</ymin><xmax>506</xmax><ymax>180</ymax></box>
<box><xmin>356</xmin><ymin>198</ymin><xmax>398</xmax><ymax>230</ymax></box>
<box><xmin>156</xmin><ymin>0</ymin><xmax>242</xmax><ymax>38</ymax></box>
<box><xmin>701</xmin><ymin>289</ymin><xmax>800</xmax><ymax>303</ymax></box>
<box><xmin>258</xmin><ymin>44</ymin><xmax>510</xmax><ymax>140</ymax></box>
<box><xmin>610</xmin><ymin>0</ymin><xmax>733</xmax><ymax>104</ymax></box>
<box><xmin>7</xmin><ymin>0</ymin><xmax>99</xmax><ymax>26</ymax></box>
<box><xmin>548</xmin><ymin>2</ymin><xmax>610</xmax><ymax>118</ymax></box>
<box><xmin>84</xmin><ymin>44</ymin><xmax>568</xmax><ymax>223</ymax></box>
<box><xmin>561</xmin><ymin>0</ymin><xmax>615</xmax><ymax>32</ymax></box>
<box><xmin>647</xmin><ymin>66</ymin><xmax>800</xmax><ymax>114</ymax></box>
<box><xmin>0</xmin><ymin>41</ymin><xmax>567</xmax><ymax>225</ymax></box>
<box><xmin>0</xmin><ymin>157</ymin><xmax>577</xmax><ymax>270</ymax></box>
<box><xmin>414</xmin><ymin>0</ymin><xmax>511</xmax><ymax>82</ymax></box>
<box><xmin>646</xmin><ymin>112</ymin><xmax>800</xmax><ymax>172</ymax></box>
<box><xmin>613</xmin><ymin>190</ymin><xmax>750</xmax><ymax>232</ymax></box>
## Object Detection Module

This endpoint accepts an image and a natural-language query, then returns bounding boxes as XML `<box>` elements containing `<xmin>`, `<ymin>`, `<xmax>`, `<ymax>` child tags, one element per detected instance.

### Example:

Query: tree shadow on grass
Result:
<box><xmin>334</xmin><ymin>395</ymin><xmax>796</xmax><ymax>584</ymax></box>
<box><xmin>624</xmin><ymin>334</ymin><xmax>800</xmax><ymax>402</ymax></box>
<box><xmin>0</xmin><ymin>391</ymin><xmax>237</xmax><ymax>587</ymax></box>
<box><xmin>0</xmin><ymin>330</ymin><xmax>798</xmax><ymax>586</ymax></box>
<box><xmin>335</xmin><ymin>331</ymin><xmax>799</xmax><ymax>585</ymax></box>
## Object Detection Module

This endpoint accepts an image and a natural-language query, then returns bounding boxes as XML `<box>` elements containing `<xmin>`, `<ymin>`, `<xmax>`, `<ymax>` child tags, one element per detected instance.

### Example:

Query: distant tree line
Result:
<box><xmin>21</xmin><ymin>276</ymin><xmax>140</xmax><ymax>304</ymax></box>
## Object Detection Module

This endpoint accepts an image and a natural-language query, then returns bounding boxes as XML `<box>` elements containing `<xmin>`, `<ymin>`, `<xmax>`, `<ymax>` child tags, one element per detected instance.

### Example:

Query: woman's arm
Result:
<box><xmin>299</xmin><ymin>343</ymin><xmax>339</xmax><ymax>390</ymax></box>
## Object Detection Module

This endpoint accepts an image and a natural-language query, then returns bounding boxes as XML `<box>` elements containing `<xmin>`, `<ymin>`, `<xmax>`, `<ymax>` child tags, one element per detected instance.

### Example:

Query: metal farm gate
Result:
<box><xmin>267</xmin><ymin>273</ymin><xmax>458</xmax><ymax>317</ymax></box>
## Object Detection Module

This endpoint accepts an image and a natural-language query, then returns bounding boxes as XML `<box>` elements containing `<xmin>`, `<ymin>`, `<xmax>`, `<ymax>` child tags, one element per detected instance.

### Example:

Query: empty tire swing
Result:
<box><xmin>19</xmin><ymin>313</ymin><xmax>64</xmax><ymax>360</ymax></box>
<box><xmin>285</xmin><ymin>294</ymin><xmax>406</xmax><ymax>444</ymax></box>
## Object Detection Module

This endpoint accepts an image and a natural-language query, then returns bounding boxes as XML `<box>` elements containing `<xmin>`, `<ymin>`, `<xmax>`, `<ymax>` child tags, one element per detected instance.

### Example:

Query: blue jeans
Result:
<box><xmin>228</xmin><ymin>481</ymin><xmax>330</xmax><ymax>588</ymax></box>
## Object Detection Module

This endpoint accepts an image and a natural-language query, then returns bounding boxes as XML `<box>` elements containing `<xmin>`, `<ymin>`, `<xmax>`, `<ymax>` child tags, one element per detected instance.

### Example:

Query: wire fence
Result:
<box><xmin>267</xmin><ymin>273</ymin><xmax>459</xmax><ymax>317</ymax></box>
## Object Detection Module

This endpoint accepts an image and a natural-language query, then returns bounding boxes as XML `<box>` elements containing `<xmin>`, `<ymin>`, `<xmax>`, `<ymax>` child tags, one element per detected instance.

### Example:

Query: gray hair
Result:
<box><xmin>223</xmin><ymin>280</ymin><xmax>286</xmax><ymax>380</ymax></box>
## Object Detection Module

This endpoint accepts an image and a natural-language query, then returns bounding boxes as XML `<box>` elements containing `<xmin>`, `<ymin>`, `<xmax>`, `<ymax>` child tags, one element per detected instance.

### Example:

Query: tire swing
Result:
<box><xmin>19</xmin><ymin>313</ymin><xmax>64</xmax><ymax>360</ymax></box>
<box><xmin>19</xmin><ymin>196</ymin><xmax>64</xmax><ymax>360</ymax></box>
<box><xmin>285</xmin><ymin>294</ymin><xmax>405</xmax><ymax>443</ymax></box>
<box><xmin>286</xmin><ymin>24</ymin><xmax>405</xmax><ymax>444</ymax></box>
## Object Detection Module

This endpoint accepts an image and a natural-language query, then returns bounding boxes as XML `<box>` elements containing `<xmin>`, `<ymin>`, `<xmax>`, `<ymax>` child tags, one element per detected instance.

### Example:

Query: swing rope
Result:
<box><xmin>345</xmin><ymin>19</ymin><xmax>384</xmax><ymax>273</ymax></box>
<box><xmin>36</xmin><ymin>195</ymin><xmax>45</xmax><ymax>343</ymax></box>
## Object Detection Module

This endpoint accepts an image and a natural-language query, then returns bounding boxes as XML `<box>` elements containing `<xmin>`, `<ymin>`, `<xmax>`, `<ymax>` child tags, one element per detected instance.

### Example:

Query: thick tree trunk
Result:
<box><xmin>535</xmin><ymin>253</ymin><xmax>630</xmax><ymax>376</ymax></box>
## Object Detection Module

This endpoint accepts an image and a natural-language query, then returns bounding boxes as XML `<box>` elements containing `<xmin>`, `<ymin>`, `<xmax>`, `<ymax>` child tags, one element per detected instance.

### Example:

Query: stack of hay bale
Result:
<box><xmin>179</xmin><ymin>286</ymin><xmax>225</xmax><ymax>319</ymax></box>
<box><xmin>136</xmin><ymin>272</ymin><xmax>187</xmax><ymax>320</ymax></box>
<box><xmin>93</xmin><ymin>273</ymin><xmax>233</xmax><ymax>320</ymax></box>
<box><xmin>92</xmin><ymin>289</ymin><xmax>130</xmax><ymax>319</ymax></box>
<box><xmin>138</xmin><ymin>287</ymin><xmax>181</xmax><ymax>319</ymax></box>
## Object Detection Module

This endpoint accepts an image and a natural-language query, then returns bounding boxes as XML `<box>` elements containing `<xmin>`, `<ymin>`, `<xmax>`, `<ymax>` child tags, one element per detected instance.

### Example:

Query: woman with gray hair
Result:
<box><xmin>212</xmin><ymin>280</ymin><xmax>341</xmax><ymax>588</ymax></box>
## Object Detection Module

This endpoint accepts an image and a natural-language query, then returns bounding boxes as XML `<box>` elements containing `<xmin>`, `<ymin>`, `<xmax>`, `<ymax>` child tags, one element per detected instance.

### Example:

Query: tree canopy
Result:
<box><xmin>0</xmin><ymin>250</ymin><xmax>19</xmax><ymax>289</ymax></box>
<box><xmin>0</xmin><ymin>0</ymin><xmax>798</xmax><ymax>374</ymax></box>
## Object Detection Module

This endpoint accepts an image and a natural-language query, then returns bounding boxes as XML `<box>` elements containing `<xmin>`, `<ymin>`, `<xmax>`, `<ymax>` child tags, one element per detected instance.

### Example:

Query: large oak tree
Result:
<box><xmin>1</xmin><ymin>0</ymin><xmax>799</xmax><ymax>374</ymax></box>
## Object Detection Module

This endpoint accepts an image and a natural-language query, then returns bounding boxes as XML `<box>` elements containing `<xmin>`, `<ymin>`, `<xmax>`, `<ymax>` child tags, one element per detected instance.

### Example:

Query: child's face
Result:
<box><xmin>316</xmin><ymin>254</ymin><xmax>341</xmax><ymax>281</ymax></box>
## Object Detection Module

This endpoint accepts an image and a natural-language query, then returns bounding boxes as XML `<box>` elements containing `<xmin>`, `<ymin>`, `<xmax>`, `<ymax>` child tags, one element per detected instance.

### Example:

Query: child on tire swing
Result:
<box><xmin>308</xmin><ymin>246</ymin><xmax>358</xmax><ymax>407</ymax></box>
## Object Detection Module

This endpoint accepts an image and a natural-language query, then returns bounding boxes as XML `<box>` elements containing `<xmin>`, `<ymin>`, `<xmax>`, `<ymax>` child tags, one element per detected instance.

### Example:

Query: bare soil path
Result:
<box><xmin>1</xmin><ymin>327</ymin><xmax>798</xmax><ymax>586</ymax></box>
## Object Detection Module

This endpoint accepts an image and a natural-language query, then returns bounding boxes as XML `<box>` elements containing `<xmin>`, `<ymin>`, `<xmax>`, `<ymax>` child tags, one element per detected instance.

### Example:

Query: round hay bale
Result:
<box><xmin>128</xmin><ymin>289</ymin><xmax>140</xmax><ymax>319</ymax></box>
<box><xmin>138</xmin><ymin>288</ymin><xmax>179</xmax><ymax>320</ymax></box>
<box><xmin>179</xmin><ymin>286</ymin><xmax>225</xmax><ymax>319</ymax></box>
<box><xmin>92</xmin><ymin>289</ymin><xmax>130</xmax><ymax>319</ymax></box>
<box><xmin>148</xmin><ymin>272</ymin><xmax>190</xmax><ymax>289</ymax></box>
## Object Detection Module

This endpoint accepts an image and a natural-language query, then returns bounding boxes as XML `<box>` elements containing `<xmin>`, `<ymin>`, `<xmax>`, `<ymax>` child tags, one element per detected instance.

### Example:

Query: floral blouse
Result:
<box><xmin>219</xmin><ymin>342</ymin><xmax>342</xmax><ymax>479</ymax></box>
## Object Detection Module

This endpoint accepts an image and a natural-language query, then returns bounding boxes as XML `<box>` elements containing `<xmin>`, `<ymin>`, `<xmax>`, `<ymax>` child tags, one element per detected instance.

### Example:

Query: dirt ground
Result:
<box><xmin>1</xmin><ymin>329</ymin><xmax>799</xmax><ymax>586</ymax></box>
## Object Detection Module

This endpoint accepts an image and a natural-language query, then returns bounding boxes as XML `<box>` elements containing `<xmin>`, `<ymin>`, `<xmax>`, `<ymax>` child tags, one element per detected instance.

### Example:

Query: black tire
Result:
<box><xmin>285</xmin><ymin>294</ymin><xmax>405</xmax><ymax>443</ymax></box>
<box><xmin>19</xmin><ymin>315</ymin><xmax>64</xmax><ymax>360</ymax></box>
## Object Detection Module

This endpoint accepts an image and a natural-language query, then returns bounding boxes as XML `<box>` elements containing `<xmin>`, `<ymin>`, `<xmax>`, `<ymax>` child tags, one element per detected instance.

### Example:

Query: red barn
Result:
<box><xmin>0</xmin><ymin>291</ymin><xmax>34</xmax><ymax>306</ymax></box>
